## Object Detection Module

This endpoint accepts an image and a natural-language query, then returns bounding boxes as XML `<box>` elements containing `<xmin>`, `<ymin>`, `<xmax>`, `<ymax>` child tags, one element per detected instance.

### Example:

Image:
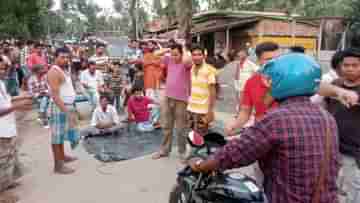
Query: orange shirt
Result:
<box><xmin>143</xmin><ymin>52</ymin><xmax>162</xmax><ymax>90</ymax></box>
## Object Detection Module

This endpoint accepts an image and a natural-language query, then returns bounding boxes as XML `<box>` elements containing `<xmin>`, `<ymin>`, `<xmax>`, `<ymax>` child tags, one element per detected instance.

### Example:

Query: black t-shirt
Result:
<box><xmin>326</xmin><ymin>79</ymin><xmax>360</xmax><ymax>157</ymax></box>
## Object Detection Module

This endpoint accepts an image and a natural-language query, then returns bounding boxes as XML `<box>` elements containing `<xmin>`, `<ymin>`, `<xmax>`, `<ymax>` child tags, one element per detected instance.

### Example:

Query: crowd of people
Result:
<box><xmin>0</xmin><ymin>36</ymin><xmax>360</xmax><ymax>203</ymax></box>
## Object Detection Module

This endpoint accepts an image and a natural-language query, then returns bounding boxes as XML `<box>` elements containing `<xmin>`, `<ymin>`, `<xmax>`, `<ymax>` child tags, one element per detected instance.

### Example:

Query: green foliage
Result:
<box><xmin>113</xmin><ymin>0</ymin><xmax>150</xmax><ymax>38</ymax></box>
<box><xmin>153</xmin><ymin>0</ymin><xmax>200</xmax><ymax>19</ymax></box>
<box><xmin>0</xmin><ymin>0</ymin><xmax>54</xmax><ymax>38</ymax></box>
<box><xmin>346</xmin><ymin>0</ymin><xmax>360</xmax><ymax>47</ymax></box>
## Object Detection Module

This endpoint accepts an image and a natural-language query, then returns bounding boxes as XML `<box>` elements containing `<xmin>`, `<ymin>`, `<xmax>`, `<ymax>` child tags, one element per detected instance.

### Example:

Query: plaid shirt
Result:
<box><xmin>212</xmin><ymin>97</ymin><xmax>340</xmax><ymax>203</ymax></box>
<box><xmin>20</xmin><ymin>46</ymin><xmax>29</xmax><ymax>66</ymax></box>
<box><xmin>28</xmin><ymin>75</ymin><xmax>48</xmax><ymax>98</ymax></box>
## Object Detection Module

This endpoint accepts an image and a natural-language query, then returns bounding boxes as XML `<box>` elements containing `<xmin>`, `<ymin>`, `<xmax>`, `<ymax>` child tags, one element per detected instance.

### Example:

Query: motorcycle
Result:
<box><xmin>169</xmin><ymin>130</ymin><xmax>267</xmax><ymax>203</ymax></box>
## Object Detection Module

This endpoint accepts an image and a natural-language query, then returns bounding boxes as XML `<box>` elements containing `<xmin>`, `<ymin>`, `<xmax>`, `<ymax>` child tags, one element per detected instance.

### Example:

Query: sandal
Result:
<box><xmin>153</xmin><ymin>123</ymin><xmax>162</xmax><ymax>129</ymax></box>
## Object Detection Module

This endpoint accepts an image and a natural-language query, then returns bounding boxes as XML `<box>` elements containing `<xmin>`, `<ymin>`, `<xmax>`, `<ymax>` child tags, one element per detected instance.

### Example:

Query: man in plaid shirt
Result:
<box><xmin>28</xmin><ymin>64</ymin><xmax>50</xmax><ymax>127</ymax></box>
<box><xmin>189</xmin><ymin>54</ymin><xmax>340</xmax><ymax>203</ymax></box>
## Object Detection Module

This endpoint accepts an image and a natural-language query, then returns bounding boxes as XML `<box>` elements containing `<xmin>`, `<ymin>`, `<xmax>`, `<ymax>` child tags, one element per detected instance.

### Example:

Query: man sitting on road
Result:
<box><xmin>82</xmin><ymin>95</ymin><xmax>122</xmax><ymax>137</ymax></box>
<box><xmin>127</xmin><ymin>85</ymin><xmax>160</xmax><ymax>132</ymax></box>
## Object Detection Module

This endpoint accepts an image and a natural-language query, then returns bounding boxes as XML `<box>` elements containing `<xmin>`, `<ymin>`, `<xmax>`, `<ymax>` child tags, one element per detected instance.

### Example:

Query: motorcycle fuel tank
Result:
<box><xmin>202</xmin><ymin>172</ymin><xmax>266</xmax><ymax>202</ymax></box>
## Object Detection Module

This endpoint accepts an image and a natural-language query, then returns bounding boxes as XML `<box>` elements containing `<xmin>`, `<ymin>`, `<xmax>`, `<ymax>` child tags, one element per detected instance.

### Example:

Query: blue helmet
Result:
<box><xmin>261</xmin><ymin>53</ymin><xmax>322</xmax><ymax>100</ymax></box>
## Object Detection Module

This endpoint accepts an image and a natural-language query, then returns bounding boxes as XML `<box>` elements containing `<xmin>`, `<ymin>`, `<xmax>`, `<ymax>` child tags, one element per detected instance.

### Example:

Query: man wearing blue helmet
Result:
<box><xmin>189</xmin><ymin>54</ymin><xmax>340</xmax><ymax>203</ymax></box>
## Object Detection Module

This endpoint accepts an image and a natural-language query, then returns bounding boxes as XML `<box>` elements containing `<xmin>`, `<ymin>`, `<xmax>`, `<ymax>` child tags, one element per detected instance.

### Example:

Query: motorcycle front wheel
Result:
<box><xmin>169</xmin><ymin>184</ymin><xmax>192</xmax><ymax>203</ymax></box>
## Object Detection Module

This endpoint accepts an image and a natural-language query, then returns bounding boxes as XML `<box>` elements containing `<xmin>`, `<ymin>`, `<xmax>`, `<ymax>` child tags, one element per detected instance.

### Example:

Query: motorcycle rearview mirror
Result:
<box><xmin>187</xmin><ymin>131</ymin><xmax>205</xmax><ymax>148</ymax></box>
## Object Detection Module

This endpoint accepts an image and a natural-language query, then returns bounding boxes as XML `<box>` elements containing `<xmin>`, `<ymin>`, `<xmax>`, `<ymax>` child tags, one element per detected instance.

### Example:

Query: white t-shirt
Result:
<box><xmin>80</xmin><ymin>69</ymin><xmax>104</xmax><ymax>90</ymax></box>
<box><xmin>91</xmin><ymin>105</ymin><xmax>120</xmax><ymax>127</ymax></box>
<box><xmin>0</xmin><ymin>81</ymin><xmax>17</xmax><ymax>138</ymax></box>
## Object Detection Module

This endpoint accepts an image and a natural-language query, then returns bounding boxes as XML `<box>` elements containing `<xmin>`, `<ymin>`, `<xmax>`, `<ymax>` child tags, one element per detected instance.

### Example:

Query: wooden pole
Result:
<box><xmin>291</xmin><ymin>17</ymin><xmax>297</xmax><ymax>46</ymax></box>
<box><xmin>226</xmin><ymin>28</ymin><xmax>230</xmax><ymax>51</ymax></box>
<box><xmin>317</xmin><ymin>19</ymin><xmax>324</xmax><ymax>60</ymax></box>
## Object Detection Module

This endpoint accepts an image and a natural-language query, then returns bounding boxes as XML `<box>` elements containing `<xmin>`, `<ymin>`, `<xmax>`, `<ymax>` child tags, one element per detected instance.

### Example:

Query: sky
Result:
<box><xmin>53</xmin><ymin>0</ymin><xmax>116</xmax><ymax>11</ymax></box>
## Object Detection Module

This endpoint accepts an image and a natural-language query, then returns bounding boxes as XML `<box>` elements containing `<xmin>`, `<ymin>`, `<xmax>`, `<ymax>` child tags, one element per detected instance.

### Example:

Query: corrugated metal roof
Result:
<box><xmin>191</xmin><ymin>17</ymin><xmax>259</xmax><ymax>35</ymax></box>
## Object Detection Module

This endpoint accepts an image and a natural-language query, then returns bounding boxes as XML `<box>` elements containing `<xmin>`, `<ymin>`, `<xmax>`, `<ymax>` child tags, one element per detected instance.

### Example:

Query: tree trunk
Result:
<box><xmin>176</xmin><ymin>0</ymin><xmax>192</xmax><ymax>46</ymax></box>
<box><xmin>129</xmin><ymin>0</ymin><xmax>137</xmax><ymax>39</ymax></box>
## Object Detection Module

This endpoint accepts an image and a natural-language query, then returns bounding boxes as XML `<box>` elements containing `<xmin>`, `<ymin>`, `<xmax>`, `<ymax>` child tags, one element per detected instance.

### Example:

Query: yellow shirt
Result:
<box><xmin>187</xmin><ymin>63</ymin><xmax>218</xmax><ymax>114</ymax></box>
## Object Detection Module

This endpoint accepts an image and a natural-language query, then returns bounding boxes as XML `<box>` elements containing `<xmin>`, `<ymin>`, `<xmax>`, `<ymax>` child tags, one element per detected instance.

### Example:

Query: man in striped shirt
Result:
<box><xmin>89</xmin><ymin>44</ymin><xmax>109</xmax><ymax>73</ymax></box>
<box><xmin>187</xmin><ymin>44</ymin><xmax>217</xmax><ymax>134</ymax></box>
<box><xmin>28</xmin><ymin>64</ymin><xmax>50</xmax><ymax>127</ymax></box>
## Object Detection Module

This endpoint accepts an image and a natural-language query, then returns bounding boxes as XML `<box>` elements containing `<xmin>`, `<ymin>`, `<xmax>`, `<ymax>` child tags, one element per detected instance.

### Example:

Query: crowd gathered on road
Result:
<box><xmin>0</xmin><ymin>35</ymin><xmax>359</xmax><ymax>203</ymax></box>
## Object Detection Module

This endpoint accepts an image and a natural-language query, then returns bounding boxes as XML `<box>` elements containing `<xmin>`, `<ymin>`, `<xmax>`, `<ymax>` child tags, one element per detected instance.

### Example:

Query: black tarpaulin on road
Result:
<box><xmin>82</xmin><ymin>122</ymin><xmax>225</xmax><ymax>163</ymax></box>
<box><xmin>82</xmin><ymin>126</ymin><xmax>163</xmax><ymax>162</ymax></box>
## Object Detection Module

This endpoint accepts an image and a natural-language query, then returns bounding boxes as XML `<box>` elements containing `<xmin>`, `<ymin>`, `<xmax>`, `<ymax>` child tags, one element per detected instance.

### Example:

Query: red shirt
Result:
<box><xmin>27</xmin><ymin>53</ymin><xmax>48</xmax><ymax>71</ymax></box>
<box><xmin>241</xmin><ymin>73</ymin><xmax>278</xmax><ymax>120</ymax></box>
<box><xmin>127</xmin><ymin>96</ymin><xmax>152</xmax><ymax>122</ymax></box>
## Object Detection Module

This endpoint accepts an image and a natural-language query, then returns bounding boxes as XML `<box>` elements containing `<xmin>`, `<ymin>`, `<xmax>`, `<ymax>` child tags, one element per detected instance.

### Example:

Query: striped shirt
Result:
<box><xmin>20</xmin><ymin>47</ymin><xmax>29</xmax><ymax>66</ymax></box>
<box><xmin>89</xmin><ymin>55</ymin><xmax>109</xmax><ymax>66</ymax></box>
<box><xmin>187</xmin><ymin>63</ymin><xmax>217</xmax><ymax>114</ymax></box>
<box><xmin>28</xmin><ymin>75</ymin><xmax>48</xmax><ymax>98</ymax></box>
<box><xmin>110</xmin><ymin>70</ymin><xmax>126</xmax><ymax>96</ymax></box>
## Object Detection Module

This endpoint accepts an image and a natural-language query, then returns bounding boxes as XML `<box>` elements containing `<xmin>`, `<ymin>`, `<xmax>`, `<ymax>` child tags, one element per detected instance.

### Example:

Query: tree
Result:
<box><xmin>176</xmin><ymin>0</ymin><xmax>193</xmax><ymax>45</ymax></box>
<box><xmin>129</xmin><ymin>0</ymin><xmax>137</xmax><ymax>39</ymax></box>
<box><xmin>346</xmin><ymin>0</ymin><xmax>360</xmax><ymax>48</ymax></box>
<box><xmin>0</xmin><ymin>0</ymin><xmax>55</xmax><ymax>38</ymax></box>
<box><xmin>113</xmin><ymin>0</ymin><xmax>149</xmax><ymax>39</ymax></box>
<box><xmin>60</xmin><ymin>0</ymin><xmax>103</xmax><ymax>37</ymax></box>
<box><xmin>113</xmin><ymin>0</ymin><xmax>135</xmax><ymax>37</ymax></box>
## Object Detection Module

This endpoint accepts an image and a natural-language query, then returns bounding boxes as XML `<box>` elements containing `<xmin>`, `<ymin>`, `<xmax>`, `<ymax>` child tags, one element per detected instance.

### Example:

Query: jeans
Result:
<box><xmin>37</xmin><ymin>96</ymin><xmax>50</xmax><ymax>114</ymax></box>
<box><xmin>113</xmin><ymin>95</ymin><xmax>122</xmax><ymax>112</ymax></box>
<box><xmin>136</xmin><ymin>106</ymin><xmax>161</xmax><ymax>132</ymax></box>
<box><xmin>84</xmin><ymin>88</ymin><xmax>99</xmax><ymax>110</ymax></box>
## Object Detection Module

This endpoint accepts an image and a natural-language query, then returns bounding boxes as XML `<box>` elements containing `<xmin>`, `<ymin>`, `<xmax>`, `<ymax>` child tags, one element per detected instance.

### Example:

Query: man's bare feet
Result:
<box><xmin>152</xmin><ymin>151</ymin><xmax>169</xmax><ymax>160</ymax></box>
<box><xmin>0</xmin><ymin>193</ymin><xmax>19</xmax><ymax>203</ymax></box>
<box><xmin>54</xmin><ymin>161</ymin><xmax>75</xmax><ymax>175</ymax></box>
<box><xmin>64</xmin><ymin>156</ymin><xmax>78</xmax><ymax>163</ymax></box>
